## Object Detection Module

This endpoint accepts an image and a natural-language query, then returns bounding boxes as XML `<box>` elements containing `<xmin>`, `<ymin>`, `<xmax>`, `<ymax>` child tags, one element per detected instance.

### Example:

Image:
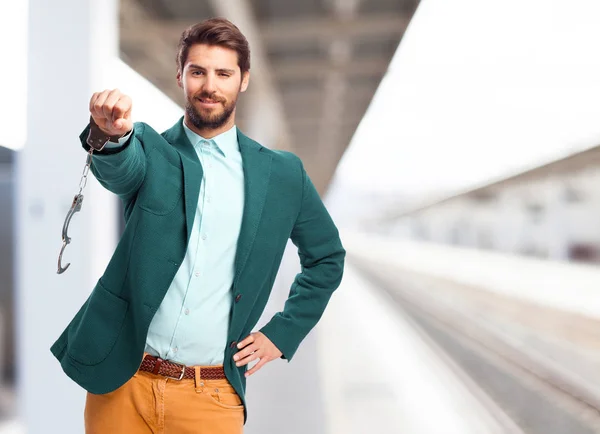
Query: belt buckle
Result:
<box><xmin>166</xmin><ymin>361</ymin><xmax>186</xmax><ymax>381</ymax></box>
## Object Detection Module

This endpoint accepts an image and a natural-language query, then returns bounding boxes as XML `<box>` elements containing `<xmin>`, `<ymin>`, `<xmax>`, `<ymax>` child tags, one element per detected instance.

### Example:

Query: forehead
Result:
<box><xmin>184</xmin><ymin>44</ymin><xmax>240</xmax><ymax>71</ymax></box>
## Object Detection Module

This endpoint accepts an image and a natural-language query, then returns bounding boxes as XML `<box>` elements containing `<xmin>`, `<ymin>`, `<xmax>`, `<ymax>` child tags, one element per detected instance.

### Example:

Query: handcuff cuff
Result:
<box><xmin>56</xmin><ymin>117</ymin><xmax>126</xmax><ymax>274</ymax></box>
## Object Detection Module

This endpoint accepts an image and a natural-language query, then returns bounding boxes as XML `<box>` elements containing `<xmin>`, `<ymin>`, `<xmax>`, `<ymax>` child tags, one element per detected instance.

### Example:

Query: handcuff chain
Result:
<box><xmin>78</xmin><ymin>148</ymin><xmax>94</xmax><ymax>195</ymax></box>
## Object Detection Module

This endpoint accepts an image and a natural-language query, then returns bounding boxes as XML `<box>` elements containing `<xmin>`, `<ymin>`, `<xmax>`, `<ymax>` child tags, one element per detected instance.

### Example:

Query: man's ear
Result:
<box><xmin>240</xmin><ymin>71</ymin><xmax>250</xmax><ymax>93</ymax></box>
<box><xmin>176</xmin><ymin>70</ymin><xmax>183</xmax><ymax>89</ymax></box>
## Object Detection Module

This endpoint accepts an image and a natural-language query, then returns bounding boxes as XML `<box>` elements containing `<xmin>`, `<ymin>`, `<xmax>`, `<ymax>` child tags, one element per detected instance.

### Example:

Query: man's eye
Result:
<box><xmin>220</xmin><ymin>73</ymin><xmax>230</xmax><ymax>77</ymax></box>
<box><xmin>192</xmin><ymin>71</ymin><xmax>203</xmax><ymax>76</ymax></box>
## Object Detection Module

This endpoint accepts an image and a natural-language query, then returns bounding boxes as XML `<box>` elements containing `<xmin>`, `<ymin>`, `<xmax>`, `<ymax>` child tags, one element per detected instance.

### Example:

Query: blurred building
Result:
<box><xmin>378</xmin><ymin>143</ymin><xmax>600</xmax><ymax>263</ymax></box>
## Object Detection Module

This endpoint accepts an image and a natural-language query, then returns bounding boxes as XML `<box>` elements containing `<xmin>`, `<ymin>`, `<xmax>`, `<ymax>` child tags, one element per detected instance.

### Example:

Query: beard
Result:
<box><xmin>186</xmin><ymin>92</ymin><xmax>237</xmax><ymax>131</ymax></box>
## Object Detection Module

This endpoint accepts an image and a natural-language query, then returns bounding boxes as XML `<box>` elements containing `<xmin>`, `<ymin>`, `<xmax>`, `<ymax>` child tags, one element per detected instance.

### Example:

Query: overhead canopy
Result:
<box><xmin>119</xmin><ymin>0</ymin><xmax>419</xmax><ymax>194</ymax></box>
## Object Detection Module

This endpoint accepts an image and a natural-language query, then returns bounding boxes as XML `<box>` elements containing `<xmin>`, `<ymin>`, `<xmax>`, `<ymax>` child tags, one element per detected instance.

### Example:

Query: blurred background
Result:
<box><xmin>2</xmin><ymin>0</ymin><xmax>600</xmax><ymax>432</ymax></box>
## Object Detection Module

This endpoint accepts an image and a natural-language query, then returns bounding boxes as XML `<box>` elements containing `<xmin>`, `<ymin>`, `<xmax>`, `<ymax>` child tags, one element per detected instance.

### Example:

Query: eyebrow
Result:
<box><xmin>188</xmin><ymin>64</ymin><xmax>236</xmax><ymax>74</ymax></box>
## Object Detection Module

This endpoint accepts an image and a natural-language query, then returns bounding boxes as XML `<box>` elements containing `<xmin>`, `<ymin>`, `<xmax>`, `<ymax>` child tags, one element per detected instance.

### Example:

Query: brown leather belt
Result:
<box><xmin>139</xmin><ymin>354</ymin><xmax>226</xmax><ymax>381</ymax></box>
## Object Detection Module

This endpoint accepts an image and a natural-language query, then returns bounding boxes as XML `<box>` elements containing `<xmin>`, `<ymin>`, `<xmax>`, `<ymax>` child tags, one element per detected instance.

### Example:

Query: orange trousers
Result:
<box><xmin>84</xmin><ymin>362</ymin><xmax>244</xmax><ymax>434</ymax></box>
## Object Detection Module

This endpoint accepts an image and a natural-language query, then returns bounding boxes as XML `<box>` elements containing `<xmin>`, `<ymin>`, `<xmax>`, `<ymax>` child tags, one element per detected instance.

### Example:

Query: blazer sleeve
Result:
<box><xmin>79</xmin><ymin>121</ymin><xmax>147</xmax><ymax>206</ymax></box>
<box><xmin>259</xmin><ymin>161</ymin><xmax>346</xmax><ymax>361</ymax></box>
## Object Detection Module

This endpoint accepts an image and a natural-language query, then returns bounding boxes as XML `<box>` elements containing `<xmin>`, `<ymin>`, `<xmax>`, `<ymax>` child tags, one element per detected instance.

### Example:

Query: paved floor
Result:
<box><xmin>315</xmin><ymin>264</ymin><xmax>505</xmax><ymax>434</ymax></box>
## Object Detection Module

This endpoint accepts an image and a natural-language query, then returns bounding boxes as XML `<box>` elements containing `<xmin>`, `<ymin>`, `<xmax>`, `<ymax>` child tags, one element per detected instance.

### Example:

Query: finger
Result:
<box><xmin>112</xmin><ymin>118</ymin><xmax>124</xmax><ymax>131</ymax></box>
<box><xmin>119</xmin><ymin>118</ymin><xmax>133</xmax><ymax>134</ymax></box>
<box><xmin>118</xmin><ymin>104</ymin><xmax>133</xmax><ymax>131</ymax></box>
<box><xmin>114</xmin><ymin>101</ymin><xmax>133</xmax><ymax>133</ymax></box>
<box><xmin>89</xmin><ymin>92</ymin><xmax>100</xmax><ymax>114</ymax></box>
<box><xmin>233</xmin><ymin>344</ymin><xmax>258</xmax><ymax>362</ymax></box>
<box><xmin>236</xmin><ymin>334</ymin><xmax>255</xmax><ymax>350</ymax></box>
<box><xmin>235</xmin><ymin>350</ymin><xmax>260</xmax><ymax>367</ymax></box>
<box><xmin>123</xmin><ymin>104</ymin><xmax>132</xmax><ymax>121</ymax></box>
<box><xmin>245</xmin><ymin>358</ymin><xmax>268</xmax><ymax>377</ymax></box>
<box><xmin>112</xmin><ymin>95</ymin><xmax>131</xmax><ymax>122</ymax></box>
<box><xmin>102</xmin><ymin>89</ymin><xmax>121</xmax><ymax>123</ymax></box>
<box><xmin>91</xmin><ymin>90</ymin><xmax>110</xmax><ymax>119</ymax></box>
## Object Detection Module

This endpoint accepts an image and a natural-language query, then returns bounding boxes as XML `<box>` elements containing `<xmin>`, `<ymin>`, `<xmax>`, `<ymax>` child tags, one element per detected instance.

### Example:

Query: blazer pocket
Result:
<box><xmin>137</xmin><ymin>150</ymin><xmax>183</xmax><ymax>216</ymax></box>
<box><xmin>67</xmin><ymin>280</ymin><xmax>129</xmax><ymax>366</ymax></box>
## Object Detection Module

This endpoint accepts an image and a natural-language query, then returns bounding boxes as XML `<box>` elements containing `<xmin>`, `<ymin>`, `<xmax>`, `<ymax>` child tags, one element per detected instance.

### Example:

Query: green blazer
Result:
<box><xmin>50</xmin><ymin>117</ymin><xmax>345</xmax><ymax>423</ymax></box>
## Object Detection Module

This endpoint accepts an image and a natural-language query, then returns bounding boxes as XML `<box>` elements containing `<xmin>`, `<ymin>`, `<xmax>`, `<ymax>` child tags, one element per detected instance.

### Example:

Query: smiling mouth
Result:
<box><xmin>197</xmin><ymin>97</ymin><xmax>221</xmax><ymax>104</ymax></box>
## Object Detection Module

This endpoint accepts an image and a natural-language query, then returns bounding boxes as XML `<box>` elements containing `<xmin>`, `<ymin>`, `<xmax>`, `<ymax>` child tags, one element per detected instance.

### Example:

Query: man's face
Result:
<box><xmin>177</xmin><ymin>43</ymin><xmax>250</xmax><ymax>131</ymax></box>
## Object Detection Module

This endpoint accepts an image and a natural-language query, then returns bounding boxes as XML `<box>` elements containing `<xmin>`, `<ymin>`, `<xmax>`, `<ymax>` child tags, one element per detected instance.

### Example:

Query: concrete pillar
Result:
<box><xmin>16</xmin><ymin>0</ymin><xmax>119</xmax><ymax>431</ymax></box>
<box><xmin>207</xmin><ymin>0</ymin><xmax>290</xmax><ymax>150</ymax></box>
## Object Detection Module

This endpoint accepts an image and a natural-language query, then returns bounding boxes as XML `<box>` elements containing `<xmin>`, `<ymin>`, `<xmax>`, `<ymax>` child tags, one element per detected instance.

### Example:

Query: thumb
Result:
<box><xmin>113</xmin><ymin>118</ymin><xmax>124</xmax><ymax>130</ymax></box>
<box><xmin>112</xmin><ymin>118</ymin><xmax>133</xmax><ymax>134</ymax></box>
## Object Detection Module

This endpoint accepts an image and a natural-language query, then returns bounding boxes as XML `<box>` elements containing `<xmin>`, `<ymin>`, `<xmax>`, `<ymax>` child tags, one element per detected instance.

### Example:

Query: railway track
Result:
<box><xmin>351</xmin><ymin>258</ymin><xmax>600</xmax><ymax>434</ymax></box>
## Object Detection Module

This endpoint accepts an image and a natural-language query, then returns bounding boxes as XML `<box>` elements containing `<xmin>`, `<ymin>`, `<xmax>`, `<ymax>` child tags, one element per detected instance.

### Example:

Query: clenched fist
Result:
<box><xmin>89</xmin><ymin>89</ymin><xmax>133</xmax><ymax>137</ymax></box>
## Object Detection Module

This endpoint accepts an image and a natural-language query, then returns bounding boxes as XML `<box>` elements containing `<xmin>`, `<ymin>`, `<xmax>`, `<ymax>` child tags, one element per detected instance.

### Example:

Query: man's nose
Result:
<box><xmin>202</xmin><ymin>74</ymin><xmax>217</xmax><ymax>93</ymax></box>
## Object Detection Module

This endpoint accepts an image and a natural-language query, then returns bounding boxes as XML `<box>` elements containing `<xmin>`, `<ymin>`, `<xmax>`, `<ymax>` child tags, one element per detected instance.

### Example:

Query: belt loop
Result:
<box><xmin>152</xmin><ymin>357</ymin><xmax>163</xmax><ymax>375</ymax></box>
<box><xmin>194</xmin><ymin>366</ymin><xmax>204</xmax><ymax>392</ymax></box>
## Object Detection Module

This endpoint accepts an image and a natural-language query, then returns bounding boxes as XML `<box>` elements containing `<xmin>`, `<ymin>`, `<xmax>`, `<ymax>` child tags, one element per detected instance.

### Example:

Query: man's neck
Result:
<box><xmin>183</xmin><ymin>114</ymin><xmax>236</xmax><ymax>139</ymax></box>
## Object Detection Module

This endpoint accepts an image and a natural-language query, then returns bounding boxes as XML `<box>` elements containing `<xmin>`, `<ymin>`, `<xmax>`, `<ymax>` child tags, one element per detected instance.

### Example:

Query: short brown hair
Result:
<box><xmin>176</xmin><ymin>18</ymin><xmax>251</xmax><ymax>75</ymax></box>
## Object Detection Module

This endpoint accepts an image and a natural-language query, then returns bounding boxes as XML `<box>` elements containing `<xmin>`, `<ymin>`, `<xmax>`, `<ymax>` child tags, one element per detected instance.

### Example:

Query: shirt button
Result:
<box><xmin>235</xmin><ymin>294</ymin><xmax>242</xmax><ymax>303</ymax></box>
<box><xmin>173</xmin><ymin>347</ymin><xmax>178</xmax><ymax>353</ymax></box>
<box><xmin>201</xmin><ymin>234</ymin><xmax>207</xmax><ymax>240</ymax></box>
<box><xmin>195</xmin><ymin>271</ymin><xmax>200</xmax><ymax>277</ymax></box>
<box><xmin>185</xmin><ymin>308</ymin><xmax>190</xmax><ymax>315</ymax></box>
<box><xmin>230</xmin><ymin>341</ymin><xmax>237</xmax><ymax>349</ymax></box>
<box><xmin>207</xmin><ymin>196</ymin><xmax>212</xmax><ymax>203</ymax></box>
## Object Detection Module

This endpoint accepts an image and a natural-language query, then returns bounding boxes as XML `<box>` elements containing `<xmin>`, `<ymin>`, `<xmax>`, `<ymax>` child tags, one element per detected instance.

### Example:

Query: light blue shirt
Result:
<box><xmin>107</xmin><ymin>121</ymin><xmax>245</xmax><ymax>366</ymax></box>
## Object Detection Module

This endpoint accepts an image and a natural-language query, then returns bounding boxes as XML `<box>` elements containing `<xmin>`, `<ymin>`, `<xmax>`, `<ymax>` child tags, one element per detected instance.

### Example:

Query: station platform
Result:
<box><xmin>3</xmin><ymin>231</ymin><xmax>600</xmax><ymax>433</ymax></box>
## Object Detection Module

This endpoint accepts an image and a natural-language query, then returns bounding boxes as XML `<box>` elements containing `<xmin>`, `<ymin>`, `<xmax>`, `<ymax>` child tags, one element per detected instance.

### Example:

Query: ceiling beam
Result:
<box><xmin>284</xmin><ymin>103</ymin><xmax>371</xmax><ymax>120</ymax></box>
<box><xmin>146</xmin><ymin>13</ymin><xmax>410</xmax><ymax>47</ymax></box>
<box><xmin>260</xmin><ymin>14</ymin><xmax>410</xmax><ymax>47</ymax></box>
<box><xmin>285</xmin><ymin>100</ymin><xmax>370</xmax><ymax>118</ymax></box>
<box><xmin>273</xmin><ymin>57</ymin><xmax>389</xmax><ymax>80</ymax></box>
<box><xmin>289</xmin><ymin>116</ymin><xmax>363</xmax><ymax>128</ymax></box>
<box><xmin>280</xmin><ymin>85</ymin><xmax>376</xmax><ymax>102</ymax></box>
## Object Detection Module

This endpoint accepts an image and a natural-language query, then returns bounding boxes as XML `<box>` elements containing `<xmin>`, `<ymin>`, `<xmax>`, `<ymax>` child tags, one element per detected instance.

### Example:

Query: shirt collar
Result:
<box><xmin>182</xmin><ymin>120</ymin><xmax>238</xmax><ymax>157</ymax></box>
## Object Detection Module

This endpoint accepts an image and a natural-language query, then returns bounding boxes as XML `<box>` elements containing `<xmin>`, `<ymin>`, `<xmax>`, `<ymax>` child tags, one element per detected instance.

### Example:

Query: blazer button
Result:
<box><xmin>235</xmin><ymin>294</ymin><xmax>242</xmax><ymax>302</ymax></box>
<box><xmin>230</xmin><ymin>341</ymin><xmax>237</xmax><ymax>349</ymax></box>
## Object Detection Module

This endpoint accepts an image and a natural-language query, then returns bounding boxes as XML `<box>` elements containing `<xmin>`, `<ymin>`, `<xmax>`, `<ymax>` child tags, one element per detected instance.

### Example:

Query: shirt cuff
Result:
<box><xmin>103</xmin><ymin>129</ymin><xmax>133</xmax><ymax>149</ymax></box>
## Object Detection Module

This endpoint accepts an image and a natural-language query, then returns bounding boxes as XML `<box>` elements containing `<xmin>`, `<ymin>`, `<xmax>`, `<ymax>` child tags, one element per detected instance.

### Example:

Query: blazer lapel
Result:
<box><xmin>162</xmin><ymin>117</ymin><xmax>203</xmax><ymax>242</ymax></box>
<box><xmin>234</xmin><ymin>130</ymin><xmax>272</xmax><ymax>286</ymax></box>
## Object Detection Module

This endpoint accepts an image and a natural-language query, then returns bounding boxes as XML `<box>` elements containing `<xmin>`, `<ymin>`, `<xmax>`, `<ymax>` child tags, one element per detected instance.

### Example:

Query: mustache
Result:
<box><xmin>194</xmin><ymin>92</ymin><xmax>225</xmax><ymax>103</ymax></box>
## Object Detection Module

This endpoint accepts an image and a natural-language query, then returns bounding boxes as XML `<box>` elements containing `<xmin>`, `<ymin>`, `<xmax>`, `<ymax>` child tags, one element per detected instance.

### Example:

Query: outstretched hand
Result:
<box><xmin>89</xmin><ymin>88</ymin><xmax>133</xmax><ymax>137</ymax></box>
